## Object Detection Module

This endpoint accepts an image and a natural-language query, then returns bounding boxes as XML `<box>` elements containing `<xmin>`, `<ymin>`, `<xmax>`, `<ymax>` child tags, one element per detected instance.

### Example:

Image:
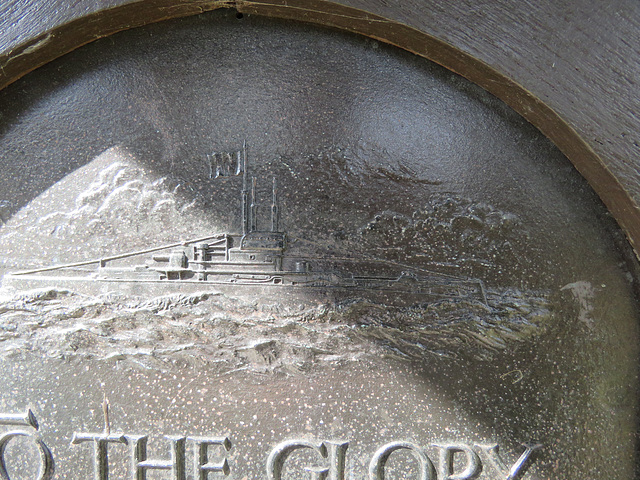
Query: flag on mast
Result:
<box><xmin>207</xmin><ymin>150</ymin><xmax>243</xmax><ymax>178</ymax></box>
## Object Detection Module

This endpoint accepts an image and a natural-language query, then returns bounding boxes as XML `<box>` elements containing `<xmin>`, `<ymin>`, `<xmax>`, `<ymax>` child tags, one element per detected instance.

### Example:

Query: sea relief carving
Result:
<box><xmin>0</xmin><ymin>145</ymin><xmax>553</xmax><ymax>369</ymax></box>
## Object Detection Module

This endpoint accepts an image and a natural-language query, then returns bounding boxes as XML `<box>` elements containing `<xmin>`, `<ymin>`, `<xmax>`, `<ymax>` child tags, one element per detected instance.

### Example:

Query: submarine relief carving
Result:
<box><xmin>4</xmin><ymin>144</ymin><xmax>487</xmax><ymax>308</ymax></box>
<box><xmin>0</xmin><ymin>145</ymin><xmax>553</xmax><ymax>366</ymax></box>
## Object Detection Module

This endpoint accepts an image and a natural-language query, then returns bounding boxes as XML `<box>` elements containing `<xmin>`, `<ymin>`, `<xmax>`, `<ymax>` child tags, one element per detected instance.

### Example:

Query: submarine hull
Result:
<box><xmin>2</xmin><ymin>268</ymin><xmax>487</xmax><ymax>308</ymax></box>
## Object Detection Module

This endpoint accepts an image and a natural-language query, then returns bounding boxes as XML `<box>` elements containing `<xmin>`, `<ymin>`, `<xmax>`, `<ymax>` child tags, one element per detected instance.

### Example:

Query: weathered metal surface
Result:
<box><xmin>0</xmin><ymin>11</ymin><xmax>638</xmax><ymax>479</ymax></box>
<box><xmin>1</xmin><ymin>0</ymin><xmax>639</xmax><ymax>263</ymax></box>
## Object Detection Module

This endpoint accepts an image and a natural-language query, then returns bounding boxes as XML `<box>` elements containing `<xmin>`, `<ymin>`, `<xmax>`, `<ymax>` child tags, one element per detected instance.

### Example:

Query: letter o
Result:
<box><xmin>368</xmin><ymin>442</ymin><xmax>435</xmax><ymax>480</ymax></box>
<box><xmin>0</xmin><ymin>430</ymin><xmax>54</xmax><ymax>480</ymax></box>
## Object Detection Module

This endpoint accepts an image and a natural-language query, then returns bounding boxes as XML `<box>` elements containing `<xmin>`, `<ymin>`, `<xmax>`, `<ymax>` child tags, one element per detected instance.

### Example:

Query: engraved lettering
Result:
<box><xmin>267</xmin><ymin>439</ymin><xmax>329</xmax><ymax>480</ymax></box>
<box><xmin>0</xmin><ymin>410</ymin><xmax>39</xmax><ymax>429</ymax></box>
<box><xmin>71</xmin><ymin>433</ymin><xmax>127</xmax><ymax>480</ymax></box>
<box><xmin>8</xmin><ymin>413</ymin><xmax>543</xmax><ymax>480</ymax></box>
<box><xmin>0</xmin><ymin>432</ymin><xmax>54</xmax><ymax>480</ymax></box>
<box><xmin>434</xmin><ymin>444</ymin><xmax>480</xmax><ymax>480</ymax></box>
<box><xmin>125</xmin><ymin>435</ymin><xmax>147</xmax><ymax>480</ymax></box>
<box><xmin>188</xmin><ymin>436</ymin><xmax>231</xmax><ymax>480</ymax></box>
<box><xmin>0</xmin><ymin>411</ymin><xmax>53</xmax><ymax>480</ymax></box>
<box><xmin>125</xmin><ymin>435</ymin><xmax>186</xmax><ymax>480</ymax></box>
<box><xmin>368</xmin><ymin>442</ymin><xmax>435</xmax><ymax>480</ymax></box>
<box><xmin>477</xmin><ymin>443</ymin><xmax>542</xmax><ymax>480</ymax></box>
<box><xmin>325</xmin><ymin>441</ymin><xmax>348</xmax><ymax>480</ymax></box>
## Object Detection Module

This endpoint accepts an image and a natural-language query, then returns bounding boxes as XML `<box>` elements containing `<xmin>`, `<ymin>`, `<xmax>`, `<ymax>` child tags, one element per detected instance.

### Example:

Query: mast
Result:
<box><xmin>250</xmin><ymin>176</ymin><xmax>258</xmax><ymax>232</ymax></box>
<box><xmin>271</xmin><ymin>176</ymin><xmax>279</xmax><ymax>232</ymax></box>
<box><xmin>241</xmin><ymin>141</ymin><xmax>249</xmax><ymax>235</ymax></box>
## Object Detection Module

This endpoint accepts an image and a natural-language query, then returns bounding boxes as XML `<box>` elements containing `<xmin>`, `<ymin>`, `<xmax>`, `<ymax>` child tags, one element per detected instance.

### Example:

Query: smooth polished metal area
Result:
<box><xmin>0</xmin><ymin>9</ymin><xmax>637</xmax><ymax>480</ymax></box>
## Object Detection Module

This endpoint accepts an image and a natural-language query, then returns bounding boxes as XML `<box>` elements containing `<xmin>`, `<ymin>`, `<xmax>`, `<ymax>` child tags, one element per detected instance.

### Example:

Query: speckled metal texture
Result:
<box><xmin>0</xmin><ymin>10</ymin><xmax>637</xmax><ymax>480</ymax></box>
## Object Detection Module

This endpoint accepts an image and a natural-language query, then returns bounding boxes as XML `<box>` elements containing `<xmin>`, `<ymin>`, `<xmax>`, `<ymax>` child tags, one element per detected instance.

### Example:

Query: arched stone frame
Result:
<box><xmin>1</xmin><ymin>0</ymin><xmax>640</xmax><ymax>258</ymax></box>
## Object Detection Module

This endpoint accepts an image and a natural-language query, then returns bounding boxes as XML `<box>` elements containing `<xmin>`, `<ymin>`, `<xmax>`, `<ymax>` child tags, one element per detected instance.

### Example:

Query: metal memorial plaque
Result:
<box><xmin>0</xmin><ymin>9</ymin><xmax>638</xmax><ymax>480</ymax></box>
